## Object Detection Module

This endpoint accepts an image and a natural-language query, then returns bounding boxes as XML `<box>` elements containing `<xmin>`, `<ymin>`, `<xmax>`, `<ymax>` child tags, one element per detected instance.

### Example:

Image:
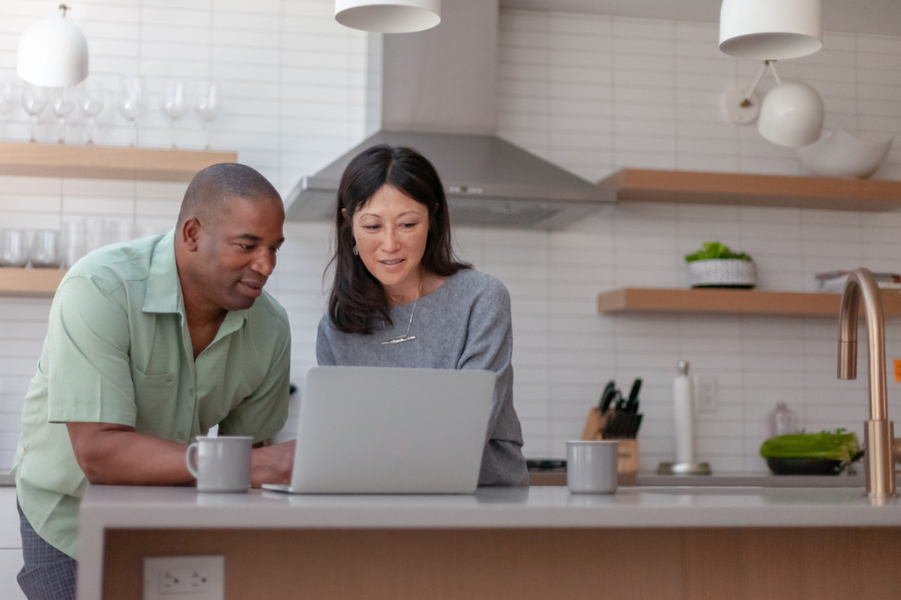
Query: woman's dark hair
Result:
<box><xmin>326</xmin><ymin>144</ymin><xmax>471</xmax><ymax>334</ymax></box>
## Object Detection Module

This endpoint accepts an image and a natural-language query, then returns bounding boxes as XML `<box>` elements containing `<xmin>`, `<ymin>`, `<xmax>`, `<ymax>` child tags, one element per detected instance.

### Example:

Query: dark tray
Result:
<box><xmin>766</xmin><ymin>457</ymin><xmax>845</xmax><ymax>476</ymax></box>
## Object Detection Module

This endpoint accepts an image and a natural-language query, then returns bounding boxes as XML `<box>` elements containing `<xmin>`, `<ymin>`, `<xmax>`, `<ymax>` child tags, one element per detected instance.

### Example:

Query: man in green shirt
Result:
<box><xmin>13</xmin><ymin>163</ymin><xmax>295</xmax><ymax>600</ymax></box>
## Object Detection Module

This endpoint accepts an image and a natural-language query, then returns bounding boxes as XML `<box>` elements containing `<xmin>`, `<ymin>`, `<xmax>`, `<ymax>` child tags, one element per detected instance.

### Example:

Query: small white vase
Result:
<box><xmin>687</xmin><ymin>259</ymin><xmax>756</xmax><ymax>289</ymax></box>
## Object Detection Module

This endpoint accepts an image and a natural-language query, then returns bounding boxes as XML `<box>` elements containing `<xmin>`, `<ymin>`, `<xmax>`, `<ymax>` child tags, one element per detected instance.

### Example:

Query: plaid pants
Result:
<box><xmin>16</xmin><ymin>500</ymin><xmax>77</xmax><ymax>600</ymax></box>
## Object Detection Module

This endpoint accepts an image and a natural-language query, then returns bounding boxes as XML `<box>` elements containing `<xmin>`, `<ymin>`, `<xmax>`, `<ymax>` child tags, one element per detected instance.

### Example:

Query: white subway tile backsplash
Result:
<box><xmin>0</xmin><ymin>6</ymin><xmax>898</xmax><ymax>473</ymax></box>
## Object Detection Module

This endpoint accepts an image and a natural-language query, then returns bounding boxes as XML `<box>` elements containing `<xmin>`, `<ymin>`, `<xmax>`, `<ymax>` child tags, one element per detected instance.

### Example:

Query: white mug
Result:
<box><xmin>186</xmin><ymin>436</ymin><xmax>253</xmax><ymax>493</ymax></box>
<box><xmin>566</xmin><ymin>440</ymin><xmax>618</xmax><ymax>494</ymax></box>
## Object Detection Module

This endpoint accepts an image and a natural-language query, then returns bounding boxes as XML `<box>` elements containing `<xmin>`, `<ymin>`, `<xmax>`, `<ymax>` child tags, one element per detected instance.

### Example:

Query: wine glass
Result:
<box><xmin>161</xmin><ymin>80</ymin><xmax>186</xmax><ymax>149</ymax></box>
<box><xmin>22</xmin><ymin>83</ymin><xmax>48</xmax><ymax>143</ymax></box>
<box><xmin>0</xmin><ymin>80</ymin><xmax>19</xmax><ymax>139</ymax></box>
<box><xmin>78</xmin><ymin>80</ymin><xmax>105</xmax><ymax>145</ymax></box>
<box><xmin>52</xmin><ymin>87</ymin><xmax>76</xmax><ymax>144</ymax></box>
<box><xmin>195</xmin><ymin>82</ymin><xmax>218</xmax><ymax>150</ymax></box>
<box><xmin>118</xmin><ymin>76</ymin><xmax>143</xmax><ymax>147</ymax></box>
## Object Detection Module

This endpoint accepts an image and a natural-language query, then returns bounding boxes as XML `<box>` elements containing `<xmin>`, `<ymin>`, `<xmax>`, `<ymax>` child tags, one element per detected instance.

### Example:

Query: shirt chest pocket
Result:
<box><xmin>131</xmin><ymin>367</ymin><xmax>178</xmax><ymax>434</ymax></box>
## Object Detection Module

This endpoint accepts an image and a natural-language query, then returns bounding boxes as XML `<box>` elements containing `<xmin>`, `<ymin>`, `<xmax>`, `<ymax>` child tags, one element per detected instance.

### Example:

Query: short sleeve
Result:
<box><xmin>46</xmin><ymin>276</ymin><xmax>137</xmax><ymax>426</ymax></box>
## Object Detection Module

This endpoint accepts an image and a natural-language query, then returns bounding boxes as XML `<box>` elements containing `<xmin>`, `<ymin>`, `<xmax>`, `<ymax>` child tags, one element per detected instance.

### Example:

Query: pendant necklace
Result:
<box><xmin>382</xmin><ymin>279</ymin><xmax>422</xmax><ymax>345</ymax></box>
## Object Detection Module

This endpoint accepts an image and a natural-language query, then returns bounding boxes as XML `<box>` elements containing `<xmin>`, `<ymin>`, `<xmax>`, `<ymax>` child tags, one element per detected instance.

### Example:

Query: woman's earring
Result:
<box><xmin>353</xmin><ymin>245</ymin><xmax>359</xmax><ymax>256</ymax></box>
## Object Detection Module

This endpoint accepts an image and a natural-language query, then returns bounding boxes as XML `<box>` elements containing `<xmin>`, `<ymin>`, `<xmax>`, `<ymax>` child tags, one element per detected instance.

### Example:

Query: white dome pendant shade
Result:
<box><xmin>17</xmin><ymin>5</ymin><xmax>89</xmax><ymax>87</ymax></box>
<box><xmin>335</xmin><ymin>0</ymin><xmax>441</xmax><ymax>33</ymax></box>
<box><xmin>757</xmin><ymin>82</ymin><xmax>825</xmax><ymax>147</ymax></box>
<box><xmin>720</xmin><ymin>0</ymin><xmax>822</xmax><ymax>60</ymax></box>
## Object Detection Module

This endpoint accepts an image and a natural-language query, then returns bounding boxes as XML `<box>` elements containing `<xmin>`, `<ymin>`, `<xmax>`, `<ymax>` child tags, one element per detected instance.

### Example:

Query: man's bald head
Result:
<box><xmin>178</xmin><ymin>163</ymin><xmax>281</xmax><ymax>229</ymax></box>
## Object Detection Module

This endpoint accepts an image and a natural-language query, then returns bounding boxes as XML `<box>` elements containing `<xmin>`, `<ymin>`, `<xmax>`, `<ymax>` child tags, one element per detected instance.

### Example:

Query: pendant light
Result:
<box><xmin>719</xmin><ymin>0</ymin><xmax>822</xmax><ymax>60</ymax></box>
<box><xmin>335</xmin><ymin>0</ymin><xmax>441</xmax><ymax>34</ymax></box>
<box><xmin>722</xmin><ymin>61</ymin><xmax>825</xmax><ymax>148</ymax></box>
<box><xmin>17</xmin><ymin>4</ymin><xmax>89</xmax><ymax>87</ymax></box>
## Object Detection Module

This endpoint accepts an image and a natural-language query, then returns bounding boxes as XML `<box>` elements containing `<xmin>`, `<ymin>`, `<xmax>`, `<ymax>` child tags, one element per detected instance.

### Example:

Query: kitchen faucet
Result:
<box><xmin>837</xmin><ymin>268</ymin><xmax>897</xmax><ymax>498</ymax></box>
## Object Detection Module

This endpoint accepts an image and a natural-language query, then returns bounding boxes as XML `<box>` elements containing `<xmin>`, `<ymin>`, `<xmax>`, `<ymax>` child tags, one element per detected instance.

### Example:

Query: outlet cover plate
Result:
<box><xmin>695</xmin><ymin>376</ymin><xmax>718</xmax><ymax>413</ymax></box>
<box><xmin>144</xmin><ymin>555</ymin><xmax>224</xmax><ymax>600</ymax></box>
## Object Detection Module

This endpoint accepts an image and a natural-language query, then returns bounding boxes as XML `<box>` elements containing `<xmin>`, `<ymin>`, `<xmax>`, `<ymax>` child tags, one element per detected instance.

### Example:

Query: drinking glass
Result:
<box><xmin>52</xmin><ymin>87</ymin><xmax>76</xmax><ymax>144</ymax></box>
<box><xmin>0</xmin><ymin>229</ymin><xmax>30</xmax><ymax>268</ymax></box>
<box><xmin>118</xmin><ymin>76</ymin><xmax>143</xmax><ymax>147</ymax></box>
<box><xmin>162</xmin><ymin>80</ymin><xmax>187</xmax><ymax>149</ymax></box>
<box><xmin>78</xmin><ymin>80</ymin><xmax>105</xmax><ymax>145</ymax></box>
<box><xmin>22</xmin><ymin>84</ymin><xmax>48</xmax><ymax>143</ymax></box>
<box><xmin>84</xmin><ymin>218</ymin><xmax>106</xmax><ymax>255</ymax></box>
<box><xmin>61</xmin><ymin>220</ymin><xmax>86</xmax><ymax>268</ymax></box>
<box><xmin>195</xmin><ymin>82</ymin><xmax>218</xmax><ymax>150</ymax></box>
<box><xmin>103</xmin><ymin>219</ymin><xmax>134</xmax><ymax>247</ymax></box>
<box><xmin>30</xmin><ymin>230</ymin><xmax>61</xmax><ymax>268</ymax></box>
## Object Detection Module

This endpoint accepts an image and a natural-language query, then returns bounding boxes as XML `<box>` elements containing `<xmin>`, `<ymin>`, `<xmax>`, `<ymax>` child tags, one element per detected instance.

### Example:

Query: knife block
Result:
<box><xmin>580</xmin><ymin>407</ymin><xmax>639</xmax><ymax>475</ymax></box>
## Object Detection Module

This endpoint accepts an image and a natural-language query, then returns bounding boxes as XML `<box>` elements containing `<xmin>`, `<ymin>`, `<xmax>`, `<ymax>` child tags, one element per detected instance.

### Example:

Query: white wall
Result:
<box><xmin>1</xmin><ymin>2</ymin><xmax>900</xmax><ymax>474</ymax></box>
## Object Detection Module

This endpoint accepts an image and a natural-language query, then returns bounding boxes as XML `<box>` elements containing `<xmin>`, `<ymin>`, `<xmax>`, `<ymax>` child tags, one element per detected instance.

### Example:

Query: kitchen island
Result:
<box><xmin>78</xmin><ymin>485</ymin><xmax>901</xmax><ymax>600</ymax></box>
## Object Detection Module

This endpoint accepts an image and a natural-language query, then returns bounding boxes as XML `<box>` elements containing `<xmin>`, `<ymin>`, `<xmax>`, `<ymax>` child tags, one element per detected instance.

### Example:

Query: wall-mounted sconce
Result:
<box><xmin>719</xmin><ymin>0</ymin><xmax>822</xmax><ymax>59</ymax></box>
<box><xmin>17</xmin><ymin>4</ymin><xmax>89</xmax><ymax>87</ymax></box>
<box><xmin>722</xmin><ymin>60</ymin><xmax>825</xmax><ymax>147</ymax></box>
<box><xmin>335</xmin><ymin>0</ymin><xmax>441</xmax><ymax>33</ymax></box>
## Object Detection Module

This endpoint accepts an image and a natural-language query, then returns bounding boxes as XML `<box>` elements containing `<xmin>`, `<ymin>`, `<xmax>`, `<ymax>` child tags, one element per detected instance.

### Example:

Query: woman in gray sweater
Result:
<box><xmin>316</xmin><ymin>144</ymin><xmax>528</xmax><ymax>486</ymax></box>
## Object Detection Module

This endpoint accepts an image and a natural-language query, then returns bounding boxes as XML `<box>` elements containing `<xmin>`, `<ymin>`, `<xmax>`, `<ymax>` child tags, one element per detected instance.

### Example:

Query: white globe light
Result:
<box><xmin>335</xmin><ymin>0</ymin><xmax>441</xmax><ymax>33</ymax></box>
<box><xmin>720</xmin><ymin>0</ymin><xmax>822</xmax><ymax>60</ymax></box>
<box><xmin>757</xmin><ymin>82</ymin><xmax>825</xmax><ymax>147</ymax></box>
<box><xmin>17</xmin><ymin>13</ymin><xmax>89</xmax><ymax>87</ymax></box>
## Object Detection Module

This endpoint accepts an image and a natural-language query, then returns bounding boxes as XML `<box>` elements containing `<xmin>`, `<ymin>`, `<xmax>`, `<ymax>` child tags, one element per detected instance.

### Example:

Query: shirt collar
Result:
<box><xmin>143</xmin><ymin>229</ymin><xmax>182</xmax><ymax>314</ymax></box>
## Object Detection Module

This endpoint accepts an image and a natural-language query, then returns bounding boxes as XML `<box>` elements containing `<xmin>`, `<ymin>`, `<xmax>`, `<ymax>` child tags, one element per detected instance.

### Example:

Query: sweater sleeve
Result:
<box><xmin>457</xmin><ymin>275</ymin><xmax>528</xmax><ymax>486</ymax></box>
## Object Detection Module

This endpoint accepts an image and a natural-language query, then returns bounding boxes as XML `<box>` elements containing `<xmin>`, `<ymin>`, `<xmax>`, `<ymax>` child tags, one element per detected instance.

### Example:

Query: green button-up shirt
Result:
<box><xmin>12</xmin><ymin>230</ymin><xmax>291</xmax><ymax>558</ymax></box>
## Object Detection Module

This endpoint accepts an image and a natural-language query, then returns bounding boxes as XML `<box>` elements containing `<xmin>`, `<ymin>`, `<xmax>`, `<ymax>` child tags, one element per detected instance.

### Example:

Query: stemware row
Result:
<box><xmin>0</xmin><ymin>77</ymin><xmax>219</xmax><ymax>149</ymax></box>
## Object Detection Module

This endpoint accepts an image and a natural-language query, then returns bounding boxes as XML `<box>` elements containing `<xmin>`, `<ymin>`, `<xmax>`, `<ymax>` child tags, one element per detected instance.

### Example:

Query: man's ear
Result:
<box><xmin>180</xmin><ymin>218</ymin><xmax>202</xmax><ymax>252</ymax></box>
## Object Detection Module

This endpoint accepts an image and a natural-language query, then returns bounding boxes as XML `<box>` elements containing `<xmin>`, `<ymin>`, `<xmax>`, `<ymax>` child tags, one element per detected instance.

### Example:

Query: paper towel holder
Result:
<box><xmin>658</xmin><ymin>360</ymin><xmax>712</xmax><ymax>476</ymax></box>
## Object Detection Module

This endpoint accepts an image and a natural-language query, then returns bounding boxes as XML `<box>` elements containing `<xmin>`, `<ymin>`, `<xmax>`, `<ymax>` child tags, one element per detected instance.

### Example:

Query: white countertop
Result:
<box><xmin>80</xmin><ymin>484</ymin><xmax>901</xmax><ymax>530</ymax></box>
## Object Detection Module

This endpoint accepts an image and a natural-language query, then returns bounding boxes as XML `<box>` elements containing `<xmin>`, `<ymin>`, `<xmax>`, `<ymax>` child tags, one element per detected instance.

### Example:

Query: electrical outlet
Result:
<box><xmin>144</xmin><ymin>556</ymin><xmax>224</xmax><ymax>600</ymax></box>
<box><xmin>695</xmin><ymin>376</ymin><xmax>717</xmax><ymax>413</ymax></box>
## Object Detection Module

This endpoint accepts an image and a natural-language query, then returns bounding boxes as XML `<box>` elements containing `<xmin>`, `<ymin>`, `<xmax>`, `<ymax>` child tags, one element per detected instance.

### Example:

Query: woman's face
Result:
<box><xmin>349</xmin><ymin>184</ymin><xmax>430</xmax><ymax>302</ymax></box>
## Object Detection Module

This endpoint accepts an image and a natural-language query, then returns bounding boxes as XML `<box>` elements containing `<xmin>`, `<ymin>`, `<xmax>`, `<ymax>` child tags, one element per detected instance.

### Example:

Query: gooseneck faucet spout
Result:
<box><xmin>838</xmin><ymin>268</ymin><xmax>896</xmax><ymax>498</ymax></box>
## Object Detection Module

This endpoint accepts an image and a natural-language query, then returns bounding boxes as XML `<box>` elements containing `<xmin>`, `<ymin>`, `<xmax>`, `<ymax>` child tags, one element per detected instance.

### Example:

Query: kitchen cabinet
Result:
<box><xmin>0</xmin><ymin>142</ymin><xmax>236</xmax><ymax>182</ymax></box>
<box><xmin>0</xmin><ymin>268</ymin><xmax>66</xmax><ymax>298</ymax></box>
<box><xmin>597</xmin><ymin>287</ymin><xmax>901</xmax><ymax>318</ymax></box>
<box><xmin>598</xmin><ymin>168</ymin><xmax>901</xmax><ymax>212</ymax></box>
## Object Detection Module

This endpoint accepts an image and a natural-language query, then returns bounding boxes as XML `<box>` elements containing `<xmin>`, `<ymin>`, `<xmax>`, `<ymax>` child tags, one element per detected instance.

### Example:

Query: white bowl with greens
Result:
<box><xmin>686</xmin><ymin>242</ymin><xmax>756</xmax><ymax>289</ymax></box>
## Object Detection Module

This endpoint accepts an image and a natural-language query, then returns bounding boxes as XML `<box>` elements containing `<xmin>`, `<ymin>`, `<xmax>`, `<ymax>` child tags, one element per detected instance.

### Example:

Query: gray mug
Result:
<box><xmin>566</xmin><ymin>440</ymin><xmax>618</xmax><ymax>494</ymax></box>
<box><xmin>186</xmin><ymin>435</ymin><xmax>253</xmax><ymax>493</ymax></box>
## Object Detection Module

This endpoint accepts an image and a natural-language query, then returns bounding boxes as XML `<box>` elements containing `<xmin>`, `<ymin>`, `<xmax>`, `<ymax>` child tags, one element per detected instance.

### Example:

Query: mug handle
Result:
<box><xmin>186</xmin><ymin>442</ymin><xmax>200</xmax><ymax>479</ymax></box>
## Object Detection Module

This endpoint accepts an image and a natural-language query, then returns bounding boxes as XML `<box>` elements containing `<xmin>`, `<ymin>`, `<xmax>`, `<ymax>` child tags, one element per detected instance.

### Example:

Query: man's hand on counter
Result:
<box><xmin>250</xmin><ymin>440</ymin><xmax>295</xmax><ymax>488</ymax></box>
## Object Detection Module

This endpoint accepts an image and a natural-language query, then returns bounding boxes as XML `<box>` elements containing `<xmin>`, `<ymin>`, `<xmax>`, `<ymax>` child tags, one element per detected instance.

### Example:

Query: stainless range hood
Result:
<box><xmin>285</xmin><ymin>0</ymin><xmax>610</xmax><ymax>229</ymax></box>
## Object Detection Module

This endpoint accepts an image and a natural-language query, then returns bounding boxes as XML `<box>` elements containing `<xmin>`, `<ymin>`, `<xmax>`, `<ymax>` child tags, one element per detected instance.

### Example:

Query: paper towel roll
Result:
<box><xmin>673</xmin><ymin>361</ymin><xmax>694</xmax><ymax>465</ymax></box>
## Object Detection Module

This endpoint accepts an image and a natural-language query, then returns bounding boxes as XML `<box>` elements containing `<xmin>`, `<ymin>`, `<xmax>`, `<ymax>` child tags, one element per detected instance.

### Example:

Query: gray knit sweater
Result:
<box><xmin>316</xmin><ymin>269</ymin><xmax>529</xmax><ymax>486</ymax></box>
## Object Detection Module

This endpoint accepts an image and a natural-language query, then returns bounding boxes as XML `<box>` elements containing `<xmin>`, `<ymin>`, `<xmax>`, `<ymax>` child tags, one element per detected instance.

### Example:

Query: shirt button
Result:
<box><xmin>177</xmin><ymin>431</ymin><xmax>186</xmax><ymax>439</ymax></box>
<box><xmin>188</xmin><ymin>387</ymin><xmax>194</xmax><ymax>395</ymax></box>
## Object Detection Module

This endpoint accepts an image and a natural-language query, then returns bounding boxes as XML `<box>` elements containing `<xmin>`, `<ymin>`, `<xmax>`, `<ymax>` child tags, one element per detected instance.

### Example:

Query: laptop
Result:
<box><xmin>263</xmin><ymin>366</ymin><xmax>496</xmax><ymax>494</ymax></box>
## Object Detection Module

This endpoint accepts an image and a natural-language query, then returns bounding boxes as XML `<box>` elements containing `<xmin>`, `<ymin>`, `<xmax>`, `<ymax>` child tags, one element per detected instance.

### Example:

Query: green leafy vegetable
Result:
<box><xmin>759</xmin><ymin>429</ymin><xmax>861</xmax><ymax>464</ymax></box>
<box><xmin>685</xmin><ymin>241</ymin><xmax>753</xmax><ymax>263</ymax></box>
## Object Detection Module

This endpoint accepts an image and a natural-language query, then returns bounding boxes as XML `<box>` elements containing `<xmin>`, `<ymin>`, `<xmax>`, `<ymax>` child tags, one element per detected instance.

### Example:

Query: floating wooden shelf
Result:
<box><xmin>597</xmin><ymin>168</ymin><xmax>901</xmax><ymax>212</ymax></box>
<box><xmin>0</xmin><ymin>142</ymin><xmax>237</xmax><ymax>182</ymax></box>
<box><xmin>0</xmin><ymin>268</ymin><xmax>66</xmax><ymax>298</ymax></box>
<box><xmin>597</xmin><ymin>287</ymin><xmax>901</xmax><ymax>318</ymax></box>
